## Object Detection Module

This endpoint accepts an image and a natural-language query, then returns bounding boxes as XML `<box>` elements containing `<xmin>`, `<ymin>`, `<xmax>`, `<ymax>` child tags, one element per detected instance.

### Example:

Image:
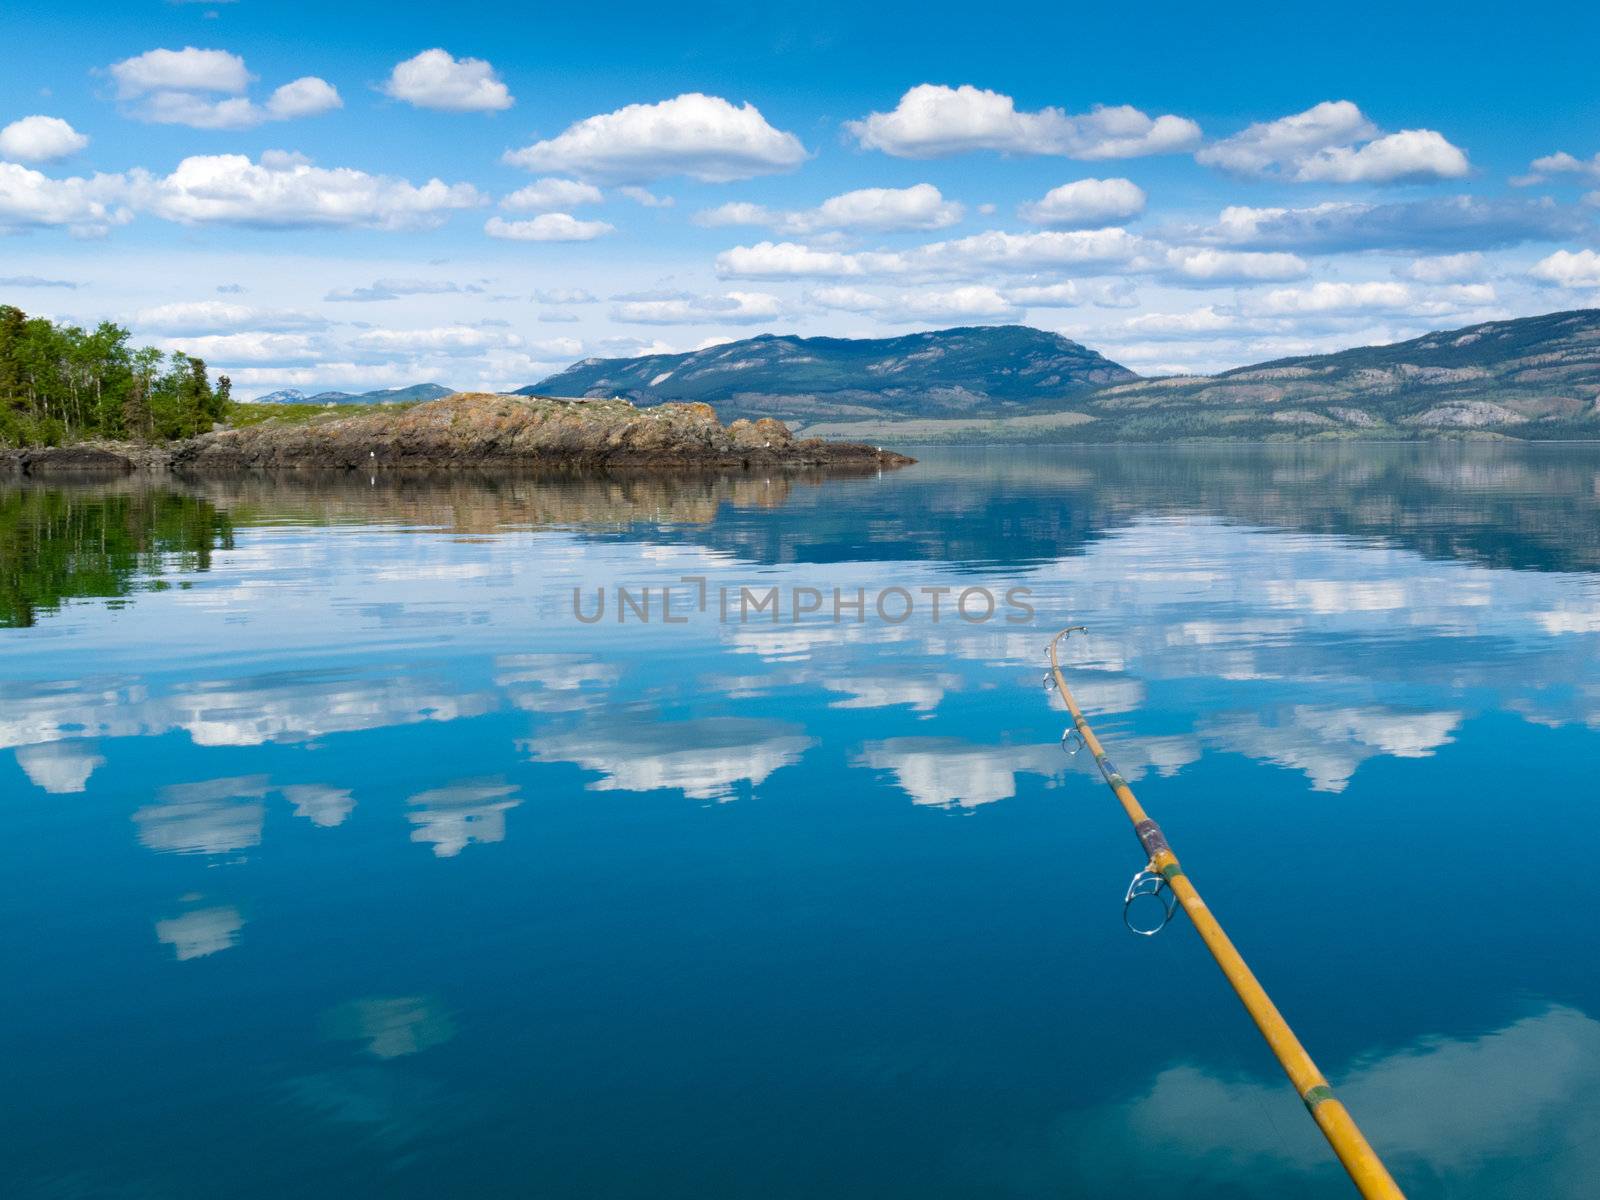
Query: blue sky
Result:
<box><xmin>3</xmin><ymin>0</ymin><xmax>1599</xmax><ymax>396</ymax></box>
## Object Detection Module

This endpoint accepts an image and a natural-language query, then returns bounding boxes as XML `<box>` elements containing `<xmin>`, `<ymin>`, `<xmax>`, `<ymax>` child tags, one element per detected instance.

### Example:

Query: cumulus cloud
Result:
<box><xmin>807</xmin><ymin>283</ymin><xmax>1021</xmax><ymax>323</ymax></box>
<box><xmin>1402</xmin><ymin>252</ymin><xmax>1487</xmax><ymax>283</ymax></box>
<box><xmin>1197</xmin><ymin>100</ymin><xmax>1469</xmax><ymax>183</ymax></box>
<box><xmin>263</xmin><ymin>77</ymin><xmax>343</xmax><ymax>121</ymax></box>
<box><xmin>1205</xmin><ymin>197</ymin><xmax>1586</xmax><ymax>253</ymax></box>
<box><xmin>847</xmin><ymin>84</ymin><xmax>1200</xmax><ymax>160</ymax></box>
<box><xmin>618</xmin><ymin>185</ymin><xmax>673</xmax><ymax>207</ymax></box>
<box><xmin>503</xmin><ymin>92</ymin><xmax>807</xmax><ymax>183</ymax></box>
<box><xmin>715</xmin><ymin>226</ymin><xmax>1143</xmax><ymax>281</ymax></box>
<box><xmin>1512</xmin><ymin>150</ymin><xmax>1600</xmax><ymax>186</ymax></box>
<box><xmin>134</xmin><ymin>301</ymin><xmax>327</xmax><ymax>335</ymax></box>
<box><xmin>108</xmin><ymin>46</ymin><xmax>251</xmax><ymax>97</ymax></box>
<box><xmin>695</xmin><ymin>183</ymin><xmax>962</xmax><ymax>235</ymax></box>
<box><xmin>1247</xmin><ymin>280</ymin><xmax>1420</xmax><ymax>316</ymax></box>
<box><xmin>157</xmin><ymin>331</ymin><xmax>323</xmax><ymax>364</ymax></box>
<box><xmin>1006</xmin><ymin>279</ymin><xmax>1138</xmax><ymax>308</ymax></box>
<box><xmin>803</xmin><ymin>285</ymin><xmax>890</xmax><ymax>312</ymax></box>
<box><xmin>1020</xmin><ymin>177</ymin><xmax>1146</xmax><ymax>228</ymax></box>
<box><xmin>139</xmin><ymin>151</ymin><xmax>484</xmax><ymax>230</ymax></box>
<box><xmin>534</xmin><ymin>287</ymin><xmax>597</xmax><ymax>304</ymax></box>
<box><xmin>0</xmin><ymin>115</ymin><xmax>89</xmax><ymax>163</ymax></box>
<box><xmin>382</xmin><ymin>49</ymin><xmax>512</xmax><ymax>113</ymax></box>
<box><xmin>0</xmin><ymin>161</ymin><xmax>133</xmax><ymax>236</ymax></box>
<box><xmin>106</xmin><ymin>46</ymin><xmax>339</xmax><ymax>129</ymax></box>
<box><xmin>484</xmin><ymin>212</ymin><xmax>613</xmax><ymax>241</ymax></box>
<box><xmin>715</xmin><ymin>240</ymin><xmax>882</xmax><ymax>278</ymax></box>
<box><xmin>349</xmin><ymin>325</ymin><xmax>524</xmax><ymax>355</ymax></box>
<box><xmin>610</xmin><ymin>290</ymin><xmax>781</xmax><ymax>324</ymax></box>
<box><xmin>499</xmin><ymin>177</ymin><xmax>603</xmax><ymax>211</ymax></box>
<box><xmin>1162</xmin><ymin>247</ymin><xmax>1309</xmax><ymax>284</ymax></box>
<box><xmin>1529</xmin><ymin>249</ymin><xmax>1600</xmax><ymax>288</ymax></box>
<box><xmin>877</xmin><ymin>285</ymin><xmax>1022</xmax><ymax>324</ymax></box>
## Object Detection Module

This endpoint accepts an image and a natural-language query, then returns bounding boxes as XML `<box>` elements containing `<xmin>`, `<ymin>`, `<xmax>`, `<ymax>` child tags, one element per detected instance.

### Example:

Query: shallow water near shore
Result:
<box><xmin>4</xmin><ymin>442</ymin><xmax>1600</xmax><ymax>1198</ymax></box>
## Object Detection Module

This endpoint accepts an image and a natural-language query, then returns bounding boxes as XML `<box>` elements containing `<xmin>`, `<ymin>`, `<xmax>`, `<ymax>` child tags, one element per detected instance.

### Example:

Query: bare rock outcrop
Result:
<box><xmin>171</xmin><ymin>393</ymin><xmax>914</xmax><ymax>473</ymax></box>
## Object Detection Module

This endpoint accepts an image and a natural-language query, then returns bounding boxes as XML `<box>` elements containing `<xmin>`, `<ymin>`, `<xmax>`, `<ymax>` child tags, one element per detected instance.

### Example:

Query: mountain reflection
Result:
<box><xmin>4</xmin><ymin>442</ymin><xmax>1600</xmax><ymax>634</ymax></box>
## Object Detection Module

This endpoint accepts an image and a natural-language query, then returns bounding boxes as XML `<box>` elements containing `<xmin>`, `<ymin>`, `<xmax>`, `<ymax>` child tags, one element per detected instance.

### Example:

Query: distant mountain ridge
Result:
<box><xmin>1067</xmin><ymin>308</ymin><xmax>1600</xmax><ymax>441</ymax></box>
<box><xmin>248</xmin><ymin>383</ymin><xmax>454</xmax><ymax>406</ymax></box>
<box><xmin>528</xmin><ymin>311</ymin><xmax>1600</xmax><ymax>442</ymax></box>
<box><xmin>523</xmin><ymin>326</ymin><xmax>1136</xmax><ymax>423</ymax></box>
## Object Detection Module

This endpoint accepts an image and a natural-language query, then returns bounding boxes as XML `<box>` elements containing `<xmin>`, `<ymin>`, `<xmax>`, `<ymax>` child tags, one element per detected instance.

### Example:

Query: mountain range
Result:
<box><xmin>521</xmin><ymin>326</ymin><xmax>1135</xmax><ymax>424</ymax></box>
<box><xmin>248</xmin><ymin>383</ymin><xmax>454</xmax><ymax>406</ymax></box>
<box><xmin>523</xmin><ymin>311</ymin><xmax>1600</xmax><ymax>441</ymax></box>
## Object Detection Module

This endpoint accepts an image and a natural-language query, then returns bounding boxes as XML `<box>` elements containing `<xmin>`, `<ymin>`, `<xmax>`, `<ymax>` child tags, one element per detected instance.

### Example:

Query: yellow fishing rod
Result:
<box><xmin>1045</xmin><ymin>627</ymin><xmax>1405</xmax><ymax>1200</ymax></box>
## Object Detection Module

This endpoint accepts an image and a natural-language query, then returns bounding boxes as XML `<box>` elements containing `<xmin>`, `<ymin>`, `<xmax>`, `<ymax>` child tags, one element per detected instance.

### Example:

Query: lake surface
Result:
<box><xmin>4</xmin><ymin>444</ymin><xmax>1599</xmax><ymax>1199</ymax></box>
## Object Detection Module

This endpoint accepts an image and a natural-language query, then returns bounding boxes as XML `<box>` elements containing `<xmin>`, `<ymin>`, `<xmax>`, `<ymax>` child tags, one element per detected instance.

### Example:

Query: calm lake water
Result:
<box><xmin>4</xmin><ymin>444</ymin><xmax>1599</xmax><ymax>1199</ymax></box>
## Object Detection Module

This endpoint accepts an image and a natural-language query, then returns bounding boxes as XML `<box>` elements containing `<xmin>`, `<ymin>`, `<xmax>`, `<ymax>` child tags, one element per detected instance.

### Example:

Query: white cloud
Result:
<box><xmin>696</xmin><ymin>183</ymin><xmax>963</xmax><ymax>234</ymax></box>
<box><xmin>618</xmin><ymin>185</ymin><xmax>673</xmax><ymax>207</ymax></box>
<box><xmin>381</xmin><ymin>49</ymin><xmax>513</xmax><ymax>113</ymax></box>
<box><xmin>1529</xmin><ymin>248</ymin><xmax>1600</xmax><ymax>288</ymax></box>
<box><xmin>1197</xmin><ymin>100</ymin><xmax>1468</xmax><ymax>183</ymax></box>
<box><xmin>0</xmin><ymin>161</ymin><xmax>133</xmax><ymax>236</ymax></box>
<box><xmin>716</xmin><ymin>227</ymin><xmax>1143</xmax><ymax>281</ymax></box>
<box><xmin>0</xmin><ymin>115</ymin><xmax>89</xmax><ymax>163</ymax></box>
<box><xmin>804</xmin><ymin>285</ymin><xmax>889</xmax><ymax>312</ymax></box>
<box><xmin>534</xmin><ymin>287</ymin><xmax>597</xmax><ymax>304</ymax></box>
<box><xmin>484</xmin><ymin>212</ymin><xmax>613</xmax><ymax>241</ymax></box>
<box><xmin>846</xmin><ymin>84</ymin><xmax>1200</xmax><ymax>160</ymax></box>
<box><xmin>503</xmin><ymin>92</ymin><xmax>807</xmax><ymax>183</ymax></box>
<box><xmin>106</xmin><ymin>46</ymin><xmax>338</xmax><ymax>129</ymax></box>
<box><xmin>611</xmin><ymin>290</ymin><xmax>781</xmax><ymax>324</ymax></box>
<box><xmin>141</xmin><ymin>152</ymin><xmax>484</xmax><ymax>230</ymax></box>
<box><xmin>157</xmin><ymin>331</ymin><xmax>323</xmax><ymax>363</ymax></box>
<box><xmin>499</xmin><ymin>177</ymin><xmax>603</xmax><ymax>211</ymax></box>
<box><xmin>912</xmin><ymin>227</ymin><xmax>1144</xmax><ymax>274</ymax></box>
<box><xmin>1006</xmin><ymin>280</ymin><xmax>1138</xmax><ymax>308</ymax></box>
<box><xmin>109</xmin><ymin>46</ymin><xmax>251</xmax><ymax>97</ymax></box>
<box><xmin>1163</xmin><ymin>247</ymin><xmax>1309</xmax><ymax>284</ymax></box>
<box><xmin>135</xmin><ymin>301</ymin><xmax>326</xmax><ymax>335</ymax></box>
<box><xmin>878</xmin><ymin>285</ymin><xmax>1021</xmax><ymax>324</ymax></box>
<box><xmin>1297</xmin><ymin>129</ymin><xmax>1471</xmax><ymax>184</ymax></box>
<box><xmin>1249</xmin><ymin>280</ymin><xmax>1418</xmax><ymax>316</ymax></box>
<box><xmin>1513</xmin><ymin>150</ymin><xmax>1600</xmax><ymax>185</ymax></box>
<box><xmin>350</xmin><ymin>325</ymin><xmax>523</xmax><ymax>355</ymax></box>
<box><xmin>811</xmin><ymin>284</ymin><xmax>1020</xmax><ymax>322</ymax></box>
<box><xmin>715</xmin><ymin>240</ymin><xmax>880</xmax><ymax>278</ymax></box>
<box><xmin>324</xmin><ymin>277</ymin><xmax>483</xmax><ymax>302</ymax></box>
<box><xmin>1403</xmin><ymin>252</ymin><xmax>1486</xmax><ymax>283</ymax></box>
<box><xmin>1020</xmin><ymin>177</ymin><xmax>1146</xmax><ymax>228</ymax></box>
<box><xmin>263</xmin><ymin>77</ymin><xmax>343</xmax><ymax>121</ymax></box>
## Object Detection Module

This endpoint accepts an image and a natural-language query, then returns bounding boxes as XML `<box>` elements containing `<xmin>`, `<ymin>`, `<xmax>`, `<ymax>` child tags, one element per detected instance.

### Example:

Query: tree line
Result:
<box><xmin>0</xmin><ymin>305</ymin><xmax>232</xmax><ymax>447</ymax></box>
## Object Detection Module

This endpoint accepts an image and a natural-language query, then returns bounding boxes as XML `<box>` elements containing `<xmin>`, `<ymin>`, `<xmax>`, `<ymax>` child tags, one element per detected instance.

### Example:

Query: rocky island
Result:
<box><xmin>3</xmin><ymin>393</ymin><xmax>915</xmax><ymax>476</ymax></box>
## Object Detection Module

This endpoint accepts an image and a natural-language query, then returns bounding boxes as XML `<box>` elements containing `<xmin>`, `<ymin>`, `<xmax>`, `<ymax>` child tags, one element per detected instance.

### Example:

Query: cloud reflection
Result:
<box><xmin>1048</xmin><ymin>1005</ymin><xmax>1600</xmax><ymax>1198</ymax></box>
<box><xmin>856</xmin><ymin>737</ymin><xmax>1062</xmax><ymax>808</ymax></box>
<box><xmin>154</xmin><ymin>904</ymin><xmax>245</xmax><ymax>960</ymax></box>
<box><xmin>526</xmin><ymin>716</ymin><xmax>814</xmax><ymax>801</ymax></box>
<box><xmin>406</xmin><ymin>777</ymin><xmax>521</xmax><ymax>856</ymax></box>
<box><xmin>15</xmin><ymin>739</ymin><xmax>104</xmax><ymax>793</ymax></box>
<box><xmin>133</xmin><ymin>775</ymin><xmax>271</xmax><ymax>855</ymax></box>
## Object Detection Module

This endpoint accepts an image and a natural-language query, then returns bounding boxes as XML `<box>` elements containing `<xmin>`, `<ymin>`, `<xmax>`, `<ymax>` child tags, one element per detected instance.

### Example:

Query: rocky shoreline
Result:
<box><xmin>2</xmin><ymin>393</ymin><xmax>915</xmax><ymax>476</ymax></box>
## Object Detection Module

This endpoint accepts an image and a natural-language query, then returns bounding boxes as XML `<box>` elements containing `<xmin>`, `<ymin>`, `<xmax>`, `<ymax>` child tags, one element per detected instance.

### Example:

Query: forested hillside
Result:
<box><xmin>0</xmin><ymin>305</ymin><xmax>230</xmax><ymax>446</ymax></box>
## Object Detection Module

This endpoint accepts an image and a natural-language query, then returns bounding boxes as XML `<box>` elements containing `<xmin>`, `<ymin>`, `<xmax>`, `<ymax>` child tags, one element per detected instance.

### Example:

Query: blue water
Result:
<box><xmin>3</xmin><ymin>445</ymin><xmax>1599</xmax><ymax>1198</ymax></box>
